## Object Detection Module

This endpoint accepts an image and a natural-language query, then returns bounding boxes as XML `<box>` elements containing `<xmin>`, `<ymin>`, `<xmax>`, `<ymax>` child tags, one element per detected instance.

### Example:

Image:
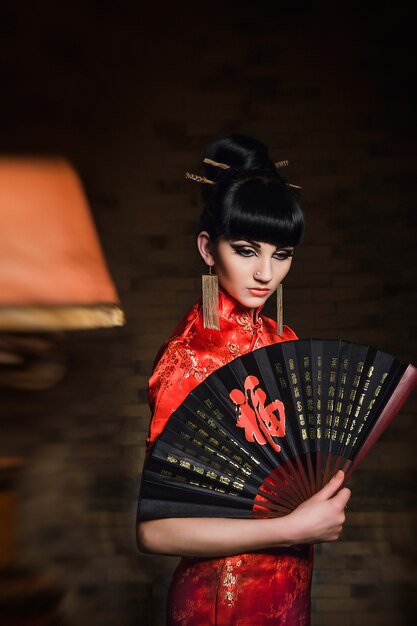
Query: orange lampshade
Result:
<box><xmin>0</xmin><ymin>157</ymin><xmax>125</xmax><ymax>330</ymax></box>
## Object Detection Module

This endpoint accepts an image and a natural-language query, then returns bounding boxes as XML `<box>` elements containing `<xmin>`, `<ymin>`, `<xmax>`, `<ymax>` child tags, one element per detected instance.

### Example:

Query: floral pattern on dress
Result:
<box><xmin>227</xmin><ymin>342</ymin><xmax>241</xmax><ymax>357</ymax></box>
<box><xmin>222</xmin><ymin>558</ymin><xmax>242</xmax><ymax>607</ymax></box>
<box><xmin>167</xmin><ymin>547</ymin><xmax>313</xmax><ymax>626</ymax></box>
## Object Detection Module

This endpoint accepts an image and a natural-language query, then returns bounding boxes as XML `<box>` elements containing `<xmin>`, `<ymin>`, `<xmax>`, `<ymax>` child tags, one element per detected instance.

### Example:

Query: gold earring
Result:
<box><xmin>277</xmin><ymin>284</ymin><xmax>283</xmax><ymax>336</ymax></box>
<box><xmin>202</xmin><ymin>266</ymin><xmax>220</xmax><ymax>330</ymax></box>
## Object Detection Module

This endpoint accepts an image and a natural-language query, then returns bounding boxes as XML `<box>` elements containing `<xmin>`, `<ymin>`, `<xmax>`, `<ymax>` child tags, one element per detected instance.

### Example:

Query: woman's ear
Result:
<box><xmin>197</xmin><ymin>231</ymin><xmax>216</xmax><ymax>266</ymax></box>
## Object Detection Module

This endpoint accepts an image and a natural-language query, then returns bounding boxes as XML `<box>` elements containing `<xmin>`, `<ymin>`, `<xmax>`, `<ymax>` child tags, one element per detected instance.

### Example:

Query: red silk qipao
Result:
<box><xmin>146</xmin><ymin>290</ymin><xmax>314</xmax><ymax>626</ymax></box>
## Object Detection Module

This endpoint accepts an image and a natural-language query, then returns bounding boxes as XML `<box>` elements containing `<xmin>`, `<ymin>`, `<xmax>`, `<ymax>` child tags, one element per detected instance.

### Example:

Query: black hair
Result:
<box><xmin>198</xmin><ymin>134</ymin><xmax>304</xmax><ymax>247</ymax></box>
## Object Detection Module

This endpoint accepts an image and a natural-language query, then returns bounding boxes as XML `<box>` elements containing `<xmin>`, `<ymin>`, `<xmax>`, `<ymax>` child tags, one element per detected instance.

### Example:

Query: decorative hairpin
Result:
<box><xmin>274</xmin><ymin>160</ymin><xmax>303</xmax><ymax>188</ymax></box>
<box><xmin>204</xmin><ymin>157</ymin><xmax>291</xmax><ymax>171</ymax></box>
<box><xmin>185</xmin><ymin>157</ymin><xmax>302</xmax><ymax>189</ymax></box>
<box><xmin>203</xmin><ymin>158</ymin><xmax>229</xmax><ymax>170</ymax></box>
<box><xmin>185</xmin><ymin>171</ymin><xmax>215</xmax><ymax>185</ymax></box>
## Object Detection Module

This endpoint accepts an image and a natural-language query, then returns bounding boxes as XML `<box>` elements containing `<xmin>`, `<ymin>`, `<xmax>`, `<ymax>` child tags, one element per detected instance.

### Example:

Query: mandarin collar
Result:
<box><xmin>217</xmin><ymin>289</ymin><xmax>264</xmax><ymax>326</ymax></box>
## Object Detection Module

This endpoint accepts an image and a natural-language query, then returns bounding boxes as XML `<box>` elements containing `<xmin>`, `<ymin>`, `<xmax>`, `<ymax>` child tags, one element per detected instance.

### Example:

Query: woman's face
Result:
<box><xmin>212</xmin><ymin>238</ymin><xmax>294</xmax><ymax>311</ymax></box>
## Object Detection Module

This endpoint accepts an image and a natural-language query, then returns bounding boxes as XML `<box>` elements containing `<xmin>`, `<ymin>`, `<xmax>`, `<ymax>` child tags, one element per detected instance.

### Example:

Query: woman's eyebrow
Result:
<box><xmin>231</xmin><ymin>239</ymin><xmax>261</xmax><ymax>249</ymax></box>
<box><xmin>231</xmin><ymin>240</ymin><xmax>294</xmax><ymax>251</ymax></box>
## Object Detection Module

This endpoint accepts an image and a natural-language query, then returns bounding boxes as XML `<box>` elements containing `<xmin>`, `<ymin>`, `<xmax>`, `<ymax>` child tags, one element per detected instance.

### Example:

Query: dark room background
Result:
<box><xmin>1</xmin><ymin>1</ymin><xmax>416</xmax><ymax>625</ymax></box>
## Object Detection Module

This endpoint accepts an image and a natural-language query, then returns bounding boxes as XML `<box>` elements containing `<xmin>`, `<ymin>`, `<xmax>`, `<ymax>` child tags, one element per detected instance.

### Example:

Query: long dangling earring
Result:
<box><xmin>202</xmin><ymin>266</ymin><xmax>220</xmax><ymax>330</ymax></box>
<box><xmin>277</xmin><ymin>284</ymin><xmax>283</xmax><ymax>336</ymax></box>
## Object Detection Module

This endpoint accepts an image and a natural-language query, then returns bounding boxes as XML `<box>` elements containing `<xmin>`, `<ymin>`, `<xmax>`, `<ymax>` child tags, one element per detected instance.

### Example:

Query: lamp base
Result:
<box><xmin>0</xmin><ymin>304</ymin><xmax>125</xmax><ymax>331</ymax></box>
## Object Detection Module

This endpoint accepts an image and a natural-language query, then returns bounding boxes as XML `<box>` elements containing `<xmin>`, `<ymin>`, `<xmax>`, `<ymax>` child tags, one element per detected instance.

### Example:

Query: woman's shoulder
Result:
<box><xmin>151</xmin><ymin>299</ymin><xmax>202</xmax><ymax>371</ymax></box>
<box><xmin>147</xmin><ymin>299</ymin><xmax>206</xmax><ymax>447</ymax></box>
<box><xmin>281</xmin><ymin>324</ymin><xmax>298</xmax><ymax>341</ymax></box>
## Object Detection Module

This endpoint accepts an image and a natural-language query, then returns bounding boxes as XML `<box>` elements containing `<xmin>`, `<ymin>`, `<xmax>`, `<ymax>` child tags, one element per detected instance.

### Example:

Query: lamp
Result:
<box><xmin>0</xmin><ymin>157</ymin><xmax>124</xmax><ymax>331</ymax></box>
<box><xmin>0</xmin><ymin>157</ymin><xmax>125</xmax><ymax>389</ymax></box>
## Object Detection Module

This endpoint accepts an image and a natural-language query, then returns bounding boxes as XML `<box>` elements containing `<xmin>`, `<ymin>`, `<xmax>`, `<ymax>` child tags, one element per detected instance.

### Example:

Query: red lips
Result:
<box><xmin>247</xmin><ymin>288</ymin><xmax>270</xmax><ymax>297</ymax></box>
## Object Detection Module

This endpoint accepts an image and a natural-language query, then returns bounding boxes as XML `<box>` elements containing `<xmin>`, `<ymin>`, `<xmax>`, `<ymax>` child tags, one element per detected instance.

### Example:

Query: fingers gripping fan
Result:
<box><xmin>138</xmin><ymin>339</ymin><xmax>417</xmax><ymax>520</ymax></box>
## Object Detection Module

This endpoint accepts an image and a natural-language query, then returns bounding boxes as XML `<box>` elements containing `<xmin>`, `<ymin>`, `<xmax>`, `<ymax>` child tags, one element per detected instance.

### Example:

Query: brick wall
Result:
<box><xmin>1</xmin><ymin>1</ymin><xmax>416</xmax><ymax>625</ymax></box>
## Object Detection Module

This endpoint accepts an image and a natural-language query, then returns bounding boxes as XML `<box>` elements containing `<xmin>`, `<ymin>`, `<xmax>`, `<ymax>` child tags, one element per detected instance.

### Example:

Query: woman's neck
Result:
<box><xmin>218</xmin><ymin>288</ymin><xmax>264</xmax><ymax>323</ymax></box>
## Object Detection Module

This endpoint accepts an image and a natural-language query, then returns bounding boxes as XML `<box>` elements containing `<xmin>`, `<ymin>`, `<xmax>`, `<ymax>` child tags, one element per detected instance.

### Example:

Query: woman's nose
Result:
<box><xmin>254</xmin><ymin>259</ymin><xmax>272</xmax><ymax>282</ymax></box>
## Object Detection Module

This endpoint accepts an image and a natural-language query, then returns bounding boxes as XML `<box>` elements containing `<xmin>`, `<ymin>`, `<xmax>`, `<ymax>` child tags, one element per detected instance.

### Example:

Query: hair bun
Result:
<box><xmin>197</xmin><ymin>133</ymin><xmax>304</xmax><ymax>247</ymax></box>
<box><xmin>202</xmin><ymin>134</ymin><xmax>274</xmax><ymax>178</ymax></box>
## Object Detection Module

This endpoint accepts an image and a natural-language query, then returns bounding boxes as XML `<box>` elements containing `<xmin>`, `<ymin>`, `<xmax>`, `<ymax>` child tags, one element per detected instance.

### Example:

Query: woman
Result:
<box><xmin>137</xmin><ymin>134</ymin><xmax>351</xmax><ymax>625</ymax></box>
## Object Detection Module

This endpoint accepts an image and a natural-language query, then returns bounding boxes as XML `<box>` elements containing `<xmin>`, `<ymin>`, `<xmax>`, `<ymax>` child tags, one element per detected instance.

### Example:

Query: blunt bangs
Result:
<box><xmin>218</xmin><ymin>178</ymin><xmax>304</xmax><ymax>247</ymax></box>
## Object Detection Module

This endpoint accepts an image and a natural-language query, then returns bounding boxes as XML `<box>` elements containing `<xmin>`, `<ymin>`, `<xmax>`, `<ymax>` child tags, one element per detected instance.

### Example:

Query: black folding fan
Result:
<box><xmin>138</xmin><ymin>339</ymin><xmax>417</xmax><ymax>520</ymax></box>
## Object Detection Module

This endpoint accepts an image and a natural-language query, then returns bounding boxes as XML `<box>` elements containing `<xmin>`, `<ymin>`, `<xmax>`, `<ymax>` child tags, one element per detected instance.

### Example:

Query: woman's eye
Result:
<box><xmin>273</xmin><ymin>251</ymin><xmax>294</xmax><ymax>260</ymax></box>
<box><xmin>234</xmin><ymin>247</ymin><xmax>256</xmax><ymax>257</ymax></box>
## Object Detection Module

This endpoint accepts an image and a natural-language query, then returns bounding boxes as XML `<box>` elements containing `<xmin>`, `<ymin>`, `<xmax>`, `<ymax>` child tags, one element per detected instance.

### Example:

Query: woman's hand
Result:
<box><xmin>287</xmin><ymin>470</ymin><xmax>351</xmax><ymax>544</ymax></box>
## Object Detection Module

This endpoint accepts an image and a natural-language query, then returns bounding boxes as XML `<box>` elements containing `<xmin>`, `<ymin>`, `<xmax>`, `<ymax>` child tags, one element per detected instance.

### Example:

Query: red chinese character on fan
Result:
<box><xmin>229</xmin><ymin>375</ymin><xmax>286</xmax><ymax>452</ymax></box>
